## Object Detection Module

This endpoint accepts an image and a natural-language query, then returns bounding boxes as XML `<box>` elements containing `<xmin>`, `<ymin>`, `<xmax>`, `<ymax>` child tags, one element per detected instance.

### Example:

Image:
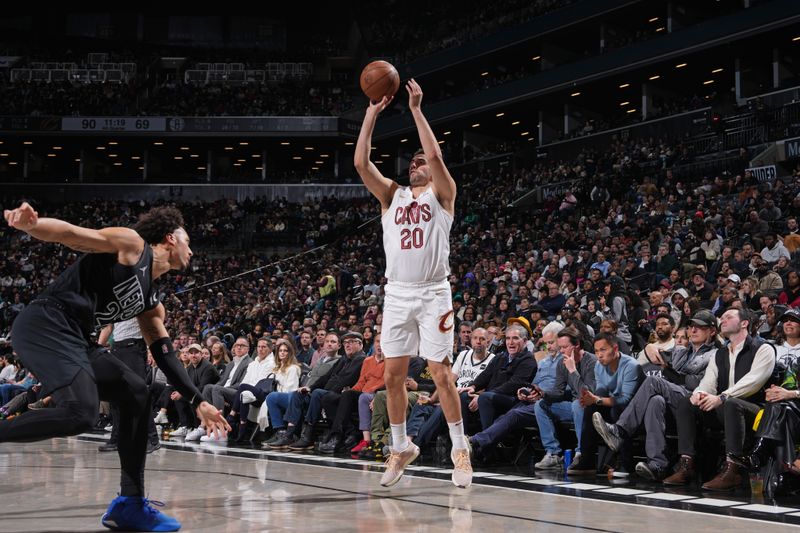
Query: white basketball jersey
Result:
<box><xmin>382</xmin><ymin>186</ymin><xmax>452</xmax><ymax>283</ymax></box>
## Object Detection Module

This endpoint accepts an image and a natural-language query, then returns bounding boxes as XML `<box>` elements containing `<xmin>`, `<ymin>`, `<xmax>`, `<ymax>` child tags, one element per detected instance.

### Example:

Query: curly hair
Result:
<box><xmin>133</xmin><ymin>206</ymin><xmax>185</xmax><ymax>245</ymax></box>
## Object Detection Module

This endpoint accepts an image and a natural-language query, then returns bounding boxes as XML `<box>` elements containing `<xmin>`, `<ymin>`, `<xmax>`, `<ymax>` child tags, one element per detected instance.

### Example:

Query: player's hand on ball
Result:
<box><xmin>367</xmin><ymin>95</ymin><xmax>393</xmax><ymax>114</ymax></box>
<box><xmin>4</xmin><ymin>202</ymin><xmax>38</xmax><ymax>232</ymax></box>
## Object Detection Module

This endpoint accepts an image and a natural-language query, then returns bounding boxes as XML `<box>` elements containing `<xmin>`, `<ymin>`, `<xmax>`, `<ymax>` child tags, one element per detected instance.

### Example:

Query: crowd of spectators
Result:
<box><xmin>357</xmin><ymin>0</ymin><xmax>577</xmax><ymax>65</ymax></box>
<box><xmin>2</xmin><ymin>129</ymin><xmax>800</xmax><ymax>493</ymax></box>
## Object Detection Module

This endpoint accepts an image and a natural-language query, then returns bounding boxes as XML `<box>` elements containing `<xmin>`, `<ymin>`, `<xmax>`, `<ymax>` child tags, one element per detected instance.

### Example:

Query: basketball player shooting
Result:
<box><xmin>2</xmin><ymin>202</ymin><xmax>229</xmax><ymax>532</ymax></box>
<box><xmin>354</xmin><ymin>79</ymin><xmax>471</xmax><ymax>488</ymax></box>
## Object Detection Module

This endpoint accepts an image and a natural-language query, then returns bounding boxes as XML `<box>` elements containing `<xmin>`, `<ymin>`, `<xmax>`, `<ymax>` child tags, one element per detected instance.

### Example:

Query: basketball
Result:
<box><xmin>360</xmin><ymin>60</ymin><xmax>400</xmax><ymax>102</ymax></box>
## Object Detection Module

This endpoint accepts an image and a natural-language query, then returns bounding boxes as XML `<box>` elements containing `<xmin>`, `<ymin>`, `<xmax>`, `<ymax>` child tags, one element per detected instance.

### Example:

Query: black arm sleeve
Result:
<box><xmin>662</xmin><ymin>366</ymin><xmax>686</xmax><ymax>386</ymax></box>
<box><xmin>150</xmin><ymin>337</ymin><xmax>204</xmax><ymax>409</ymax></box>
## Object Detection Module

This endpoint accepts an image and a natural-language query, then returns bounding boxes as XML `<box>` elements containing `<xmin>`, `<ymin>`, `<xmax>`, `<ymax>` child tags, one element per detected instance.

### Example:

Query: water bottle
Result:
<box><xmin>564</xmin><ymin>449</ymin><xmax>573</xmax><ymax>469</ymax></box>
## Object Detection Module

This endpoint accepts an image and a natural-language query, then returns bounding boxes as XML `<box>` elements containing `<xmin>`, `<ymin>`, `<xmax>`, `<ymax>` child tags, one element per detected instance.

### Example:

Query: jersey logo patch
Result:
<box><xmin>438</xmin><ymin>310</ymin><xmax>454</xmax><ymax>333</ymax></box>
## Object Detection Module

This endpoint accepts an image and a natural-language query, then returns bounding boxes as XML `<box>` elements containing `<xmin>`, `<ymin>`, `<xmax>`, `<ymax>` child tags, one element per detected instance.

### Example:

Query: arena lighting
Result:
<box><xmin>52</xmin><ymin>146</ymin><xmax>62</xmax><ymax>150</ymax></box>
<box><xmin>793</xmin><ymin>36</ymin><xmax>800</xmax><ymax>41</ymax></box>
<box><xmin>74</xmin><ymin>158</ymin><xmax>80</xmax><ymax>162</ymax></box>
<box><xmin>531</xmin><ymin>55</ymin><xmax>541</xmax><ymax>60</ymax></box>
<box><xmin>131</xmin><ymin>156</ymin><xmax>141</xmax><ymax>160</ymax></box>
<box><xmin>374</xmin><ymin>160</ymin><xmax>383</xmax><ymax>164</ymax></box>
<box><xmin>438</xmin><ymin>140</ymin><xmax>445</xmax><ymax>144</ymax></box>
<box><xmin>174</xmin><ymin>156</ymin><xmax>183</xmax><ymax>160</ymax></box>
<box><xmin>649</xmin><ymin>17</ymin><xmax>659</xmax><ymax>22</ymax></box>
<box><xmin>280</xmin><ymin>142</ymin><xmax>290</xmax><ymax>145</ymax></box>
<box><xmin>520</xmin><ymin>131</ymin><xmax>530</xmax><ymax>136</ymax></box>
<box><xmin>620</xmin><ymin>101</ymin><xmax>630</xmax><ymax>106</ymax></box>
<box><xmin>255</xmin><ymin>166</ymin><xmax>263</xmax><ymax>170</ymax></box>
<box><xmin>96</xmin><ymin>146</ymin><xmax>106</xmax><ymax>150</ymax></box>
<box><xmin>649</xmin><ymin>75</ymin><xmax>660</xmax><ymax>80</ymax></box>
<box><xmin>315</xmin><ymin>160</ymin><xmax>324</xmax><ymax>164</ymax></box>
<box><xmin>47</xmin><ymin>153</ymin><xmax>56</xmax><ymax>157</ymax></box>
<box><xmin>511</xmin><ymin>121</ymin><xmax>520</xmax><ymax>125</ymax></box>
<box><xmin>320</xmin><ymin>154</ymin><xmax>330</xmax><ymax>158</ymax></box>
<box><xmin>528</xmin><ymin>137</ymin><xmax>535</xmax><ymax>141</ymax></box>
<box><xmin>108</xmin><ymin>154</ymin><xmax>118</xmax><ymax>158</ymax></box>
<box><xmin>311</xmin><ymin>166</ymin><xmax>319</xmax><ymax>170</ymax></box>
<box><xmin>108</xmin><ymin>141</ymin><xmax>118</xmax><ymax>145</ymax></box>
<box><xmin>237</xmin><ymin>159</ymin><xmax>246</xmax><ymax>162</ymax></box>
<box><xmin>627</xmin><ymin>108</ymin><xmax>638</xmax><ymax>113</ymax></box>
<box><xmin>344</xmin><ymin>141</ymin><xmax>354</xmax><ymax>145</ymax></box>
<box><xmin>23</xmin><ymin>141</ymin><xmax>33</xmax><ymax>145</ymax></box>
<box><xmin>153</xmin><ymin>141</ymin><xmax>163</xmax><ymax>145</ymax></box>
<box><xmin>675</xmin><ymin>63</ymin><xmax>687</xmax><ymax>68</ymax></box>
<box><xmin>443</xmin><ymin>131</ymin><xmax>452</xmax><ymax>135</ymax></box>
<box><xmin>570</xmin><ymin>92</ymin><xmax>581</xmax><ymax>97</ymax></box>
<box><xmin>9</xmin><ymin>161</ymin><xmax>18</xmax><ymax>165</ymax></box>
<box><xmin>190</xmin><ymin>154</ymin><xmax>199</xmax><ymax>158</ymax></box>
<box><xmin>239</xmin><ymin>142</ymin><xmax>249</xmax><ymax>146</ymax></box>
<box><xmin>197</xmin><ymin>166</ymin><xmax>206</xmax><ymax>170</ymax></box>
<box><xmin>304</xmin><ymin>147</ymin><xmax>314</xmax><ymax>151</ymax></box>
<box><xmin>703</xmin><ymin>80</ymin><xmax>714</xmax><ymax>85</ymax></box>
<box><xmin>619</xmin><ymin>83</ymin><xmax>630</xmax><ymax>88</ymax></box>
<box><xmin>224</xmin><ymin>147</ymin><xmax>234</xmax><ymax>151</ymax></box>
<box><xmin>496</xmin><ymin>112</ymin><xmax>505</xmax><ymax>117</ymax></box>
<box><xmin>480</xmin><ymin>71</ymin><xmax>489</xmax><ymax>76</ymax></box>
<box><xmin>233</xmin><ymin>163</ymin><xmax>241</xmax><ymax>166</ymax></box>
<box><xmin>471</xmin><ymin>123</ymin><xmax>480</xmax><ymax>127</ymax></box>
<box><xmin>655</xmin><ymin>27</ymin><xmax>665</xmax><ymax>32</ymax></box>
<box><xmin>400</xmin><ymin>138</ymin><xmax>408</xmax><ymax>143</ymax></box>
<box><xmin>113</xmin><ymin>162</ymin><xmax>122</xmax><ymax>166</ymax></box>
<box><xmin>292</xmin><ymin>156</ymin><xmax>302</xmax><ymax>160</ymax></box>
<box><xmin>138</xmin><ymin>166</ymin><xmax>144</xmax><ymax>170</ymax></box>
<box><xmin>712</xmin><ymin>68</ymin><xmax>724</xmax><ymax>73</ymax></box>
<box><xmin>380</xmin><ymin>154</ymin><xmax>391</xmax><ymax>157</ymax></box>
<box><xmin>180</xmin><ymin>146</ymin><xmax>190</xmax><ymax>151</ymax></box>
<box><xmin>0</xmin><ymin>153</ymin><xmax>8</xmax><ymax>157</ymax></box>
<box><xmin>251</xmin><ymin>154</ymin><xmax>260</xmax><ymax>157</ymax></box>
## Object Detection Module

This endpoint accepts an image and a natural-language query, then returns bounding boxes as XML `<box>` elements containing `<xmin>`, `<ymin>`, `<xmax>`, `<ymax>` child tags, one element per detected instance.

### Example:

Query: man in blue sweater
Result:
<box><xmin>567</xmin><ymin>332</ymin><xmax>644</xmax><ymax>475</ymax></box>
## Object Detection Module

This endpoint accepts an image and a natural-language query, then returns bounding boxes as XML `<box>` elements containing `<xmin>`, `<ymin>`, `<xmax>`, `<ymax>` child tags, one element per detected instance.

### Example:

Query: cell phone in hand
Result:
<box><xmin>519</xmin><ymin>388</ymin><xmax>532</xmax><ymax>396</ymax></box>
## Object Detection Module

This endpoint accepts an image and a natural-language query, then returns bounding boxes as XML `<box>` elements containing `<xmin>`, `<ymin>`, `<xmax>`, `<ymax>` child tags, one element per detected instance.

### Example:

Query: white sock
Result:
<box><xmin>390</xmin><ymin>423</ymin><xmax>409</xmax><ymax>452</ymax></box>
<box><xmin>448</xmin><ymin>420</ymin><xmax>469</xmax><ymax>450</ymax></box>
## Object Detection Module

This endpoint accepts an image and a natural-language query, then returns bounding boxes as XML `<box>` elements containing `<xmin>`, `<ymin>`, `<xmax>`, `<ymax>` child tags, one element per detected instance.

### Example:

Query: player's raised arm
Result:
<box><xmin>4</xmin><ymin>201</ymin><xmax>142</xmax><ymax>256</ymax></box>
<box><xmin>406</xmin><ymin>79</ymin><xmax>456</xmax><ymax>214</ymax></box>
<box><xmin>354</xmin><ymin>96</ymin><xmax>398</xmax><ymax>211</ymax></box>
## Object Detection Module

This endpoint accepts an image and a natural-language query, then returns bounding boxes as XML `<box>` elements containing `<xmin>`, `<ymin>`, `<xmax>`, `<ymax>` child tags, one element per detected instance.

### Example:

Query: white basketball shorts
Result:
<box><xmin>381</xmin><ymin>279</ymin><xmax>454</xmax><ymax>363</ymax></box>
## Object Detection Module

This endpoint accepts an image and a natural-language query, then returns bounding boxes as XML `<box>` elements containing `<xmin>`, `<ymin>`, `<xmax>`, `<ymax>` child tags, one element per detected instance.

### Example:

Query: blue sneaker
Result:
<box><xmin>101</xmin><ymin>495</ymin><xmax>181</xmax><ymax>532</ymax></box>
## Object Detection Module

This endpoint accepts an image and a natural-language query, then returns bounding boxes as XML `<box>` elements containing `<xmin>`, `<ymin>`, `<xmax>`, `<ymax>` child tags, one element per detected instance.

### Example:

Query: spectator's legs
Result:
<box><xmin>476</xmin><ymin>391</ymin><xmax>516</xmax><ymax>430</ymax></box>
<box><xmin>357</xmin><ymin>392</ymin><xmax>375</xmax><ymax>442</ymax></box>
<box><xmin>723</xmin><ymin>397</ymin><xmax>761</xmax><ymax>456</ymax></box>
<box><xmin>472</xmin><ymin>403</ymin><xmax>537</xmax><ymax>451</ymax></box>
<box><xmin>370</xmin><ymin>390</ymin><xmax>390</xmax><ymax>443</ymax></box>
<box><xmin>266</xmin><ymin>391</ymin><xmax>293</xmax><ymax>430</ymax></box>
<box><xmin>534</xmin><ymin>400</ymin><xmax>577</xmax><ymax>455</ymax></box>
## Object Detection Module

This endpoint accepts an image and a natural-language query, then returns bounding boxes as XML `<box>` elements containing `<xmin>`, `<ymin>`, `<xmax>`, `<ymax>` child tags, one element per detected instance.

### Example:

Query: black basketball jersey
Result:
<box><xmin>41</xmin><ymin>245</ymin><xmax>159</xmax><ymax>338</ymax></box>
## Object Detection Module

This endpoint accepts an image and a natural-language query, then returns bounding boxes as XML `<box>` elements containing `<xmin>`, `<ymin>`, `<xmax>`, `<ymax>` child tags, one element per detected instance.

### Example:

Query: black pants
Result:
<box><xmin>108</xmin><ymin>339</ymin><xmax>159</xmax><ymax>446</ymax></box>
<box><xmin>581</xmin><ymin>403</ymin><xmax>629</xmax><ymax>469</ymax></box>
<box><xmin>676</xmin><ymin>395</ymin><xmax>761</xmax><ymax>457</ymax></box>
<box><xmin>325</xmin><ymin>389</ymin><xmax>360</xmax><ymax>435</ymax></box>
<box><xmin>0</xmin><ymin>350</ymin><xmax>150</xmax><ymax>497</ymax></box>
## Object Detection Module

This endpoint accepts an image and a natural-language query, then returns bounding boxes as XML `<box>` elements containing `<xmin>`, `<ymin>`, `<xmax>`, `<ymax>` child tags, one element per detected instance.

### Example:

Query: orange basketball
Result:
<box><xmin>360</xmin><ymin>60</ymin><xmax>400</xmax><ymax>102</ymax></box>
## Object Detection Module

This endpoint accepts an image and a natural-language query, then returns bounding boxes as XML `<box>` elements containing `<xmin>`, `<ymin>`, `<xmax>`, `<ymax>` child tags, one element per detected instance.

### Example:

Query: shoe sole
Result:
<box><xmin>380</xmin><ymin>446</ymin><xmax>420</xmax><ymax>487</ymax></box>
<box><xmin>591</xmin><ymin>412</ymin><xmax>621</xmax><ymax>452</ymax></box>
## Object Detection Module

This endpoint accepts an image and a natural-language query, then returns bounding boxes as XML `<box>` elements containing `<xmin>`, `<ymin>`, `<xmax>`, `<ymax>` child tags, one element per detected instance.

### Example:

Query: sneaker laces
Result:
<box><xmin>453</xmin><ymin>450</ymin><xmax>471</xmax><ymax>471</ymax></box>
<box><xmin>384</xmin><ymin>450</ymin><xmax>402</xmax><ymax>470</ymax></box>
<box><xmin>142</xmin><ymin>498</ymin><xmax>166</xmax><ymax>517</ymax></box>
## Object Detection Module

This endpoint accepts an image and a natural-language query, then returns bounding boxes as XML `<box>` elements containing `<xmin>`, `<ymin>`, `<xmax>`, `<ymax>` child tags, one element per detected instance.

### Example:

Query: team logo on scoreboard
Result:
<box><xmin>168</xmin><ymin>117</ymin><xmax>185</xmax><ymax>132</ymax></box>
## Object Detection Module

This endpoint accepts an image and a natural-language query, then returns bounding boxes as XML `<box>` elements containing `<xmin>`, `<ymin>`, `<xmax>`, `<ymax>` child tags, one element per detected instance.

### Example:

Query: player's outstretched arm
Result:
<box><xmin>406</xmin><ymin>79</ymin><xmax>456</xmax><ymax>214</ymax></box>
<box><xmin>138</xmin><ymin>304</ymin><xmax>231</xmax><ymax>436</ymax></box>
<box><xmin>354</xmin><ymin>97</ymin><xmax>398</xmax><ymax>210</ymax></box>
<box><xmin>4</xmin><ymin>201</ymin><xmax>142</xmax><ymax>256</ymax></box>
